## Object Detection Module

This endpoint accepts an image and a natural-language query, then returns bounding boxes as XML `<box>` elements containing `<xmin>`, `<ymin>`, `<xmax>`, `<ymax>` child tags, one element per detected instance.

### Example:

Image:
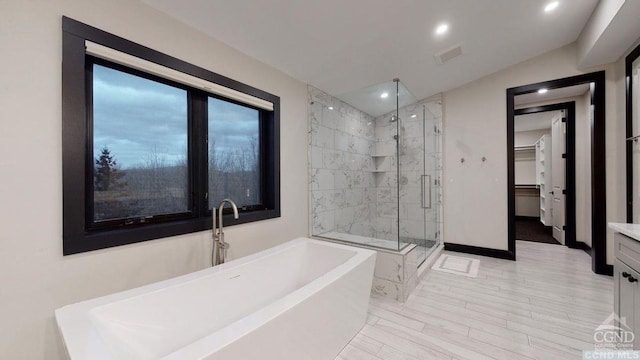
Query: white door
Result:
<box><xmin>551</xmin><ymin>112</ymin><xmax>566</xmax><ymax>244</ymax></box>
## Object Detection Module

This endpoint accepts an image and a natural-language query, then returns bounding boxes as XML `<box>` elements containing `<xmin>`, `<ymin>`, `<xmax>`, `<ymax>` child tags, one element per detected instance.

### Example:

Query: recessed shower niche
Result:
<box><xmin>308</xmin><ymin>79</ymin><xmax>443</xmax><ymax>301</ymax></box>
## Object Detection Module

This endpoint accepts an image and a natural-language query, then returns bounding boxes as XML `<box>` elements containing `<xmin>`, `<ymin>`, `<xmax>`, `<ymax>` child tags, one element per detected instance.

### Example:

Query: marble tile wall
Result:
<box><xmin>373</xmin><ymin>99</ymin><xmax>443</xmax><ymax>244</ymax></box>
<box><xmin>370</xmin><ymin>245</ymin><xmax>420</xmax><ymax>302</ymax></box>
<box><xmin>425</xmin><ymin>99</ymin><xmax>444</xmax><ymax>245</ymax></box>
<box><xmin>308</xmin><ymin>87</ymin><xmax>443</xmax><ymax>302</ymax></box>
<box><xmin>308</xmin><ymin>85</ymin><xmax>443</xmax><ymax>252</ymax></box>
<box><xmin>372</xmin><ymin>115</ymin><xmax>398</xmax><ymax>241</ymax></box>
<box><xmin>308</xmin><ymin>86</ymin><xmax>377</xmax><ymax>237</ymax></box>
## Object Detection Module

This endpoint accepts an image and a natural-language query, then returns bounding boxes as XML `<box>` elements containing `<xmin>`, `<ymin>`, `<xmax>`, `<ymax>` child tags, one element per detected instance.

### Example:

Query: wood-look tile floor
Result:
<box><xmin>337</xmin><ymin>241</ymin><xmax>614</xmax><ymax>360</ymax></box>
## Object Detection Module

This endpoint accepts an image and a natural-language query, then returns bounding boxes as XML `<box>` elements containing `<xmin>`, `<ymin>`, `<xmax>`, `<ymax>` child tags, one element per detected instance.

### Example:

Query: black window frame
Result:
<box><xmin>62</xmin><ymin>17</ymin><xmax>280</xmax><ymax>255</ymax></box>
<box><xmin>86</xmin><ymin>57</ymin><xmax>197</xmax><ymax>231</ymax></box>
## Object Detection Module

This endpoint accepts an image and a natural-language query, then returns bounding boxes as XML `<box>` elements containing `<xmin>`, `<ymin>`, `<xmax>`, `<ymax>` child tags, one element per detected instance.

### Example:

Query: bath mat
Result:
<box><xmin>431</xmin><ymin>254</ymin><xmax>480</xmax><ymax>278</ymax></box>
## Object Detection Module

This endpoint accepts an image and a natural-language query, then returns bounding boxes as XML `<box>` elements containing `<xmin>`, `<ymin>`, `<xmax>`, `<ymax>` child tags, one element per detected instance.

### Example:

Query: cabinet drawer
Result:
<box><xmin>616</xmin><ymin>232</ymin><xmax>640</xmax><ymax>271</ymax></box>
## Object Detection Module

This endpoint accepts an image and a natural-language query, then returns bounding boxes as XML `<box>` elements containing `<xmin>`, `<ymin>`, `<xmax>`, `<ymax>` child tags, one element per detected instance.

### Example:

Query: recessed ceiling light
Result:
<box><xmin>544</xmin><ymin>1</ymin><xmax>559</xmax><ymax>12</ymax></box>
<box><xmin>435</xmin><ymin>23</ymin><xmax>449</xmax><ymax>35</ymax></box>
<box><xmin>380</xmin><ymin>92</ymin><xmax>389</xmax><ymax>99</ymax></box>
<box><xmin>328</xmin><ymin>106</ymin><xmax>334</xmax><ymax>110</ymax></box>
<box><xmin>411</xmin><ymin>114</ymin><xmax>417</xmax><ymax>118</ymax></box>
<box><xmin>538</xmin><ymin>88</ymin><xmax>548</xmax><ymax>94</ymax></box>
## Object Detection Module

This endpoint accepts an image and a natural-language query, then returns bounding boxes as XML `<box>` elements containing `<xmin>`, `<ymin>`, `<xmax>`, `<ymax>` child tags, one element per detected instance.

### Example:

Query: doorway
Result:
<box><xmin>507</xmin><ymin>71</ymin><xmax>610</xmax><ymax>275</ymax></box>
<box><xmin>513</xmin><ymin>102</ymin><xmax>576</xmax><ymax>246</ymax></box>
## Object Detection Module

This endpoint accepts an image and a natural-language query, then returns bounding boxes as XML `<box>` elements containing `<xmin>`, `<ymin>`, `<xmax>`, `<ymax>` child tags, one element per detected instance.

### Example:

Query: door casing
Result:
<box><xmin>507</xmin><ymin>71</ymin><xmax>608</xmax><ymax>275</ymax></box>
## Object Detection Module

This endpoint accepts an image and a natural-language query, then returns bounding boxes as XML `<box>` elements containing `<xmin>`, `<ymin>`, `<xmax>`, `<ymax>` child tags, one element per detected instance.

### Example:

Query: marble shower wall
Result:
<box><xmin>425</xmin><ymin>99</ymin><xmax>443</xmax><ymax>243</ymax></box>
<box><xmin>308</xmin><ymin>85</ymin><xmax>443</xmax><ymax>246</ymax></box>
<box><xmin>308</xmin><ymin>86</ymin><xmax>377</xmax><ymax>237</ymax></box>
<box><xmin>374</xmin><ymin>98</ymin><xmax>443</xmax><ymax>242</ymax></box>
<box><xmin>372</xmin><ymin>112</ymin><xmax>398</xmax><ymax>241</ymax></box>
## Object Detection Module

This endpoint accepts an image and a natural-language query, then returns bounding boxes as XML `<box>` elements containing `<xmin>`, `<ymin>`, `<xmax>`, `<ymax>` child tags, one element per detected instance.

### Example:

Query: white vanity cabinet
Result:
<box><xmin>612</xmin><ymin>227</ymin><xmax>640</xmax><ymax>350</ymax></box>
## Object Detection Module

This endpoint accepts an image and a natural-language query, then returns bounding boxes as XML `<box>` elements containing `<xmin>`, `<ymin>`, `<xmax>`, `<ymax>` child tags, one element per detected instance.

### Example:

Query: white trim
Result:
<box><xmin>85</xmin><ymin>41</ymin><xmax>274</xmax><ymax>111</ymax></box>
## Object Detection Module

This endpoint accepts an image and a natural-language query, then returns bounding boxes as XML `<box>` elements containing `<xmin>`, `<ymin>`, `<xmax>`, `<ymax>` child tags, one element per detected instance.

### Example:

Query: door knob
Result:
<box><xmin>629</xmin><ymin>276</ymin><xmax>638</xmax><ymax>283</ymax></box>
<box><xmin>623</xmin><ymin>272</ymin><xmax>631</xmax><ymax>278</ymax></box>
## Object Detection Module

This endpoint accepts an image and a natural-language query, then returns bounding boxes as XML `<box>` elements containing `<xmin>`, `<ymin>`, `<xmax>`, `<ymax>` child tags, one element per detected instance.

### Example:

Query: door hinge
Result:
<box><xmin>562</xmin><ymin>153</ymin><xmax>567</xmax><ymax>158</ymax></box>
<box><xmin>562</xmin><ymin>189</ymin><xmax>567</xmax><ymax>195</ymax></box>
<box><xmin>562</xmin><ymin>225</ymin><xmax>567</xmax><ymax>230</ymax></box>
<box><xmin>561</xmin><ymin>117</ymin><xmax>567</xmax><ymax>123</ymax></box>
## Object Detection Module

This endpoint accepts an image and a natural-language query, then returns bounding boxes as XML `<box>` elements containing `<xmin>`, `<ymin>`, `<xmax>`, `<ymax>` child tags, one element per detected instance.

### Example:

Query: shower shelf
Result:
<box><xmin>373</xmin><ymin>155</ymin><xmax>392</xmax><ymax>172</ymax></box>
<box><xmin>372</xmin><ymin>162</ymin><xmax>392</xmax><ymax>172</ymax></box>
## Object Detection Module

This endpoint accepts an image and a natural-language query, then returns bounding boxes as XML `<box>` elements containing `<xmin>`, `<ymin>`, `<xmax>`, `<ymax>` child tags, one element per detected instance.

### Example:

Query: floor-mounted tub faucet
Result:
<box><xmin>212</xmin><ymin>199</ymin><xmax>239</xmax><ymax>266</ymax></box>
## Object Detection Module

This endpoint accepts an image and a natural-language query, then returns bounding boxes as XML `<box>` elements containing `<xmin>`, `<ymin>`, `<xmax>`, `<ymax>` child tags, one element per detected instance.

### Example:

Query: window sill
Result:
<box><xmin>63</xmin><ymin>208</ymin><xmax>280</xmax><ymax>255</ymax></box>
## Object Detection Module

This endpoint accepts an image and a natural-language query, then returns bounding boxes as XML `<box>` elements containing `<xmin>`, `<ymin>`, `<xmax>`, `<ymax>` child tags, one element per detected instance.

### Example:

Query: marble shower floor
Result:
<box><xmin>337</xmin><ymin>240</ymin><xmax>614</xmax><ymax>360</ymax></box>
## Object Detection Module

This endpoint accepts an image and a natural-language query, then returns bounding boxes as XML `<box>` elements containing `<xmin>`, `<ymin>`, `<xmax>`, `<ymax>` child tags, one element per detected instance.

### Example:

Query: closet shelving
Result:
<box><xmin>514</xmin><ymin>145</ymin><xmax>536</xmax><ymax>161</ymax></box>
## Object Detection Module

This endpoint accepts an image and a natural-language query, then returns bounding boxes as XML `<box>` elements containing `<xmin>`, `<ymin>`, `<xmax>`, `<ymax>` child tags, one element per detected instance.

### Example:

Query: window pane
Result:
<box><xmin>92</xmin><ymin>64</ymin><xmax>189</xmax><ymax>221</ymax></box>
<box><xmin>208</xmin><ymin>97</ymin><xmax>261</xmax><ymax>209</ymax></box>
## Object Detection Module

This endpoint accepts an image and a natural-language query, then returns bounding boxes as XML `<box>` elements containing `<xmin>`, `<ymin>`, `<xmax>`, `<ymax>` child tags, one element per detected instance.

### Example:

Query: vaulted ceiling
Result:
<box><xmin>143</xmin><ymin>0</ymin><xmax>599</xmax><ymax>101</ymax></box>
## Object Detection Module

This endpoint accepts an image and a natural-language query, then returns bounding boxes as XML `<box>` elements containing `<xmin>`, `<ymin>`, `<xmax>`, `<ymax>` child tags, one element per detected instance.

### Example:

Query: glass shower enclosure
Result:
<box><xmin>309</xmin><ymin>79</ymin><xmax>442</xmax><ymax>265</ymax></box>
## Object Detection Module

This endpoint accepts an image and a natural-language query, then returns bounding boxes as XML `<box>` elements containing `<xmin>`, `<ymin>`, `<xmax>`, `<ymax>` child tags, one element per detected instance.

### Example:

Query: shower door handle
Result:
<box><xmin>421</xmin><ymin>175</ymin><xmax>431</xmax><ymax>209</ymax></box>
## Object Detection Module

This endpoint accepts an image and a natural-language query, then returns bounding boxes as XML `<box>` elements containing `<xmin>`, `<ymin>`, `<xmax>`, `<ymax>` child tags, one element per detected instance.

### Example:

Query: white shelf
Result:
<box><xmin>515</xmin><ymin>144</ymin><xmax>536</xmax><ymax>151</ymax></box>
<box><xmin>373</xmin><ymin>155</ymin><xmax>392</xmax><ymax>172</ymax></box>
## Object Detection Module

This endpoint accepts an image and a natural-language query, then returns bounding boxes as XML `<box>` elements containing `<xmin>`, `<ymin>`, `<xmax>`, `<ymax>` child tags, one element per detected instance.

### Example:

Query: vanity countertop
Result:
<box><xmin>609</xmin><ymin>223</ymin><xmax>640</xmax><ymax>242</ymax></box>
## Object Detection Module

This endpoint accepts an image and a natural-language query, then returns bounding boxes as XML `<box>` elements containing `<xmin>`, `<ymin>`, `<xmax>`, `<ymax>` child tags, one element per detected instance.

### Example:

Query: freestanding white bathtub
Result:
<box><xmin>55</xmin><ymin>238</ymin><xmax>376</xmax><ymax>360</ymax></box>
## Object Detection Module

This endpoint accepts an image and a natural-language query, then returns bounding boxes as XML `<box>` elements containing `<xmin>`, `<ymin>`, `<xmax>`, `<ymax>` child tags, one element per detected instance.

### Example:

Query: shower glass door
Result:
<box><xmin>397</xmin><ymin>93</ymin><xmax>441</xmax><ymax>265</ymax></box>
<box><xmin>308</xmin><ymin>79</ymin><xmax>443</xmax><ymax>263</ymax></box>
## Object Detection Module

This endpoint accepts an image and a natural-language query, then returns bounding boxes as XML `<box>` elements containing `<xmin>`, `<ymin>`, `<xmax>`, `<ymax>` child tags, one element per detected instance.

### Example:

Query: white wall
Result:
<box><xmin>577</xmin><ymin>0</ymin><xmax>640</xmax><ymax>68</ymax></box>
<box><xmin>0</xmin><ymin>1</ymin><xmax>308</xmax><ymax>359</ymax></box>
<box><xmin>577</xmin><ymin>0</ymin><xmax>625</xmax><ymax>66</ymax></box>
<box><xmin>442</xmin><ymin>43</ymin><xmax>625</xmax><ymax>264</ymax></box>
<box><xmin>514</xmin><ymin>129</ymin><xmax>550</xmax><ymax>147</ymax></box>
<box><xmin>515</xmin><ymin>192</ymin><xmax>540</xmax><ymax>217</ymax></box>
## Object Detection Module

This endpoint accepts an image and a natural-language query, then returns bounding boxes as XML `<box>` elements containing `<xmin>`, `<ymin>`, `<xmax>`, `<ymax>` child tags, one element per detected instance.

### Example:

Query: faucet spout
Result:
<box><xmin>212</xmin><ymin>199</ymin><xmax>239</xmax><ymax>266</ymax></box>
<box><xmin>219</xmin><ymin>199</ymin><xmax>239</xmax><ymax>221</ymax></box>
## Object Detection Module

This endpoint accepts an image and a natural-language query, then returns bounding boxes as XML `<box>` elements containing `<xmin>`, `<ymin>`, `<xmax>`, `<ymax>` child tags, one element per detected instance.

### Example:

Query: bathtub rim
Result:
<box><xmin>55</xmin><ymin>237</ymin><xmax>376</xmax><ymax>360</ymax></box>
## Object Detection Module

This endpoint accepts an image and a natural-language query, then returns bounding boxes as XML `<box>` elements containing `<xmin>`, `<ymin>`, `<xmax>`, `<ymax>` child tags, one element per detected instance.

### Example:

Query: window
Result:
<box><xmin>92</xmin><ymin>63</ymin><xmax>189</xmax><ymax>224</ymax></box>
<box><xmin>208</xmin><ymin>97</ymin><xmax>262</xmax><ymax>209</ymax></box>
<box><xmin>62</xmin><ymin>17</ymin><xmax>280</xmax><ymax>255</ymax></box>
